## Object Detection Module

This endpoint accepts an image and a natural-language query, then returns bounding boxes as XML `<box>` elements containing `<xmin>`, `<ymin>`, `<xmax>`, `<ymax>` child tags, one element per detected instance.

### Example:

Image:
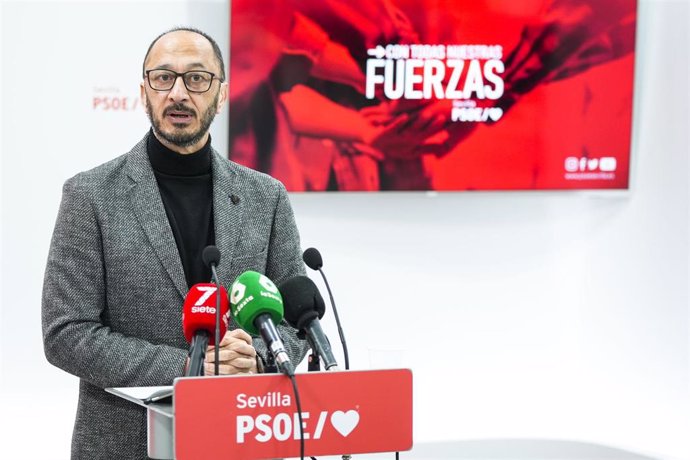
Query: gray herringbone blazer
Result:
<box><xmin>42</xmin><ymin>134</ymin><xmax>307</xmax><ymax>459</ymax></box>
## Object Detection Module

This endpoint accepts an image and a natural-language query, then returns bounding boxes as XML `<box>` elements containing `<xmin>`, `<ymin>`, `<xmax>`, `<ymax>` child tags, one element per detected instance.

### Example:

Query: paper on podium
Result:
<box><xmin>106</xmin><ymin>386</ymin><xmax>173</xmax><ymax>415</ymax></box>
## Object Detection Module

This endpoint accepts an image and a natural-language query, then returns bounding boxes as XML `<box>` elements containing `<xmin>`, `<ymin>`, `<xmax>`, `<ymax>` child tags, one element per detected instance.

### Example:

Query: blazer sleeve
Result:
<box><xmin>42</xmin><ymin>176</ymin><xmax>188</xmax><ymax>388</ymax></box>
<box><xmin>262</xmin><ymin>181</ymin><xmax>309</xmax><ymax>366</ymax></box>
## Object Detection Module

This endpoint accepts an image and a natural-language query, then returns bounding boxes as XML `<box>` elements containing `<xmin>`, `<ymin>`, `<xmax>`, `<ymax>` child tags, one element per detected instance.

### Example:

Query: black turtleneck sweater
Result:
<box><xmin>147</xmin><ymin>131</ymin><xmax>215</xmax><ymax>288</ymax></box>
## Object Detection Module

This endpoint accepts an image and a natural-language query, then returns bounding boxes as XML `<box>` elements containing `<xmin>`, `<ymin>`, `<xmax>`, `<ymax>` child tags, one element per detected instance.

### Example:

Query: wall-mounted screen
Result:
<box><xmin>228</xmin><ymin>0</ymin><xmax>637</xmax><ymax>191</ymax></box>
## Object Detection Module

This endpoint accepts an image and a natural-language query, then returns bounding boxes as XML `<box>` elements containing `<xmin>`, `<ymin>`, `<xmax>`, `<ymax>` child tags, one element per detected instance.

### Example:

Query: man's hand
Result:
<box><xmin>204</xmin><ymin>329</ymin><xmax>258</xmax><ymax>375</ymax></box>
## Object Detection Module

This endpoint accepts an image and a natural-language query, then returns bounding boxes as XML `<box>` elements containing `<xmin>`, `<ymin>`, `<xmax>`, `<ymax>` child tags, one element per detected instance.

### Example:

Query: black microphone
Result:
<box><xmin>280</xmin><ymin>276</ymin><xmax>339</xmax><ymax>371</ymax></box>
<box><xmin>302</xmin><ymin>247</ymin><xmax>323</xmax><ymax>271</ymax></box>
<box><xmin>302</xmin><ymin>247</ymin><xmax>350</xmax><ymax>370</ymax></box>
<box><xmin>202</xmin><ymin>245</ymin><xmax>221</xmax><ymax>268</ymax></box>
<box><xmin>202</xmin><ymin>245</ymin><xmax>222</xmax><ymax>375</ymax></box>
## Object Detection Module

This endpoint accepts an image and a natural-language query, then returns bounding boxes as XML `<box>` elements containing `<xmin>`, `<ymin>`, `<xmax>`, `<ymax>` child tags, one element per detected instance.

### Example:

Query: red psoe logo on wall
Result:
<box><xmin>92</xmin><ymin>86</ymin><xmax>141</xmax><ymax>112</ymax></box>
<box><xmin>174</xmin><ymin>369</ymin><xmax>413</xmax><ymax>460</ymax></box>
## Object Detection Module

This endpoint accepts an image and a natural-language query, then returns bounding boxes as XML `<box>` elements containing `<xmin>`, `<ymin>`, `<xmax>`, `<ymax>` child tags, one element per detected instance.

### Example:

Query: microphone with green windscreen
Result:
<box><xmin>230</xmin><ymin>270</ymin><xmax>294</xmax><ymax>376</ymax></box>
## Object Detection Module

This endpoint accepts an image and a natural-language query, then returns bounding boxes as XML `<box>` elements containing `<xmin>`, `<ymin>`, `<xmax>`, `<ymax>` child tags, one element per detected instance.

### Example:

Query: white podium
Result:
<box><xmin>108</xmin><ymin>370</ymin><xmax>412</xmax><ymax>460</ymax></box>
<box><xmin>106</xmin><ymin>386</ymin><xmax>174</xmax><ymax>459</ymax></box>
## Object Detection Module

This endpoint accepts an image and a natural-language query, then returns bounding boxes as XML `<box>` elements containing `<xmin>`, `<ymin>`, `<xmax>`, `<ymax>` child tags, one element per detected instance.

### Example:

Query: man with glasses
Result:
<box><xmin>42</xmin><ymin>27</ymin><xmax>307</xmax><ymax>459</ymax></box>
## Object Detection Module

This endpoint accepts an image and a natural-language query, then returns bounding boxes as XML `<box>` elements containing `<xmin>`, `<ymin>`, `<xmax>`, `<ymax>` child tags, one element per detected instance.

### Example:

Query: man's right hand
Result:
<box><xmin>203</xmin><ymin>329</ymin><xmax>258</xmax><ymax>375</ymax></box>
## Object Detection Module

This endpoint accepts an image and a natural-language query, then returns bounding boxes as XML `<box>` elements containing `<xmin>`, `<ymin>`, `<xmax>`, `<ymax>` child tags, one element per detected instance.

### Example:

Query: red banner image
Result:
<box><xmin>228</xmin><ymin>0</ymin><xmax>636</xmax><ymax>191</ymax></box>
<box><xmin>174</xmin><ymin>369</ymin><xmax>413</xmax><ymax>459</ymax></box>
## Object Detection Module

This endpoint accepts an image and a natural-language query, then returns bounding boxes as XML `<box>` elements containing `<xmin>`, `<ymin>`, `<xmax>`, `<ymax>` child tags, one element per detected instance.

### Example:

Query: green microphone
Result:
<box><xmin>230</xmin><ymin>271</ymin><xmax>294</xmax><ymax>376</ymax></box>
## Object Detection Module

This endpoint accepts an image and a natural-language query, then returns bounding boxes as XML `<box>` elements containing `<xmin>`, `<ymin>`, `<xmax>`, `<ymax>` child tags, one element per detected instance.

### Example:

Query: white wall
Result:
<box><xmin>1</xmin><ymin>1</ymin><xmax>688</xmax><ymax>459</ymax></box>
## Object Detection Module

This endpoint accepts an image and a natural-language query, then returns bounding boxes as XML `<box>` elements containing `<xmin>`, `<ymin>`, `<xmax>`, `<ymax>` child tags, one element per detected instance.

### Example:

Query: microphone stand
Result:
<box><xmin>302</xmin><ymin>330</ymin><xmax>321</xmax><ymax>372</ymax></box>
<box><xmin>315</xmin><ymin>266</ymin><xmax>349</xmax><ymax>370</ymax></box>
<box><xmin>186</xmin><ymin>332</ymin><xmax>210</xmax><ymax>377</ymax></box>
<box><xmin>263</xmin><ymin>350</ymin><xmax>278</xmax><ymax>374</ymax></box>
<box><xmin>307</xmin><ymin>352</ymin><xmax>321</xmax><ymax>372</ymax></box>
<box><xmin>210</xmin><ymin>263</ymin><xmax>221</xmax><ymax>376</ymax></box>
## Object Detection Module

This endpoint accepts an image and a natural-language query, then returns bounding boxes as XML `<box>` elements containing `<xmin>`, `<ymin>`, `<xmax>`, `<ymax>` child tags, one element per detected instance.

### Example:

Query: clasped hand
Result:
<box><xmin>203</xmin><ymin>329</ymin><xmax>258</xmax><ymax>375</ymax></box>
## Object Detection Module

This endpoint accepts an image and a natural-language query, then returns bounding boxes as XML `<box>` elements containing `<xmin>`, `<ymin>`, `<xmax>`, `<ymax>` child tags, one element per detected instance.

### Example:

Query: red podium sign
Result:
<box><xmin>174</xmin><ymin>369</ymin><xmax>413</xmax><ymax>459</ymax></box>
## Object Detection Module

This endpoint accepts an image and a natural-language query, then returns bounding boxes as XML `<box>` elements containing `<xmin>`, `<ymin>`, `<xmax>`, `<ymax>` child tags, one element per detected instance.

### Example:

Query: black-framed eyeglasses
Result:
<box><xmin>145</xmin><ymin>69</ymin><xmax>223</xmax><ymax>93</ymax></box>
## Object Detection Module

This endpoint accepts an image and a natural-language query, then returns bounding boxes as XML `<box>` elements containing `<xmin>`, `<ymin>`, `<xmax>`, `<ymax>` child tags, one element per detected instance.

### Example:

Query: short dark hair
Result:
<box><xmin>142</xmin><ymin>27</ymin><xmax>226</xmax><ymax>81</ymax></box>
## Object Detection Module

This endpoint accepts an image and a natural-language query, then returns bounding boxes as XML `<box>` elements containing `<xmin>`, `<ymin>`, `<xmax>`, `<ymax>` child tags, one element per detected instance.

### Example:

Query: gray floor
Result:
<box><xmin>406</xmin><ymin>439</ymin><xmax>658</xmax><ymax>459</ymax></box>
<box><xmin>314</xmin><ymin>439</ymin><xmax>660</xmax><ymax>460</ymax></box>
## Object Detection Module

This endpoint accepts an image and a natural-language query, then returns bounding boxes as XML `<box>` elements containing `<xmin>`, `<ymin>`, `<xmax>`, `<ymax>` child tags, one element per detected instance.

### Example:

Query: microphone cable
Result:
<box><xmin>202</xmin><ymin>245</ymin><xmax>222</xmax><ymax>375</ymax></box>
<box><xmin>289</xmin><ymin>374</ymin><xmax>306</xmax><ymax>460</ymax></box>
<box><xmin>212</xmin><ymin>263</ymin><xmax>220</xmax><ymax>375</ymax></box>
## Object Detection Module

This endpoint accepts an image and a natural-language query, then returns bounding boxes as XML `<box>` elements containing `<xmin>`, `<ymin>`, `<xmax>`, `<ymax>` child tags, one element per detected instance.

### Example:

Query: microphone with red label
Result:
<box><xmin>182</xmin><ymin>283</ymin><xmax>229</xmax><ymax>377</ymax></box>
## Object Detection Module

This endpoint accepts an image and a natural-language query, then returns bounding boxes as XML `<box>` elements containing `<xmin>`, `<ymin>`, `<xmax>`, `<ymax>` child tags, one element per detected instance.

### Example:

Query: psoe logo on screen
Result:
<box><xmin>564</xmin><ymin>156</ymin><xmax>617</xmax><ymax>180</ymax></box>
<box><xmin>234</xmin><ymin>391</ymin><xmax>360</xmax><ymax>443</ymax></box>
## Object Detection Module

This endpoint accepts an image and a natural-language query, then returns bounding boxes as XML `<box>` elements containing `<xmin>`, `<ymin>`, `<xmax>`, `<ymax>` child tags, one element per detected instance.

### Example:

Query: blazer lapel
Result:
<box><xmin>125</xmin><ymin>136</ymin><xmax>188</xmax><ymax>299</ymax></box>
<box><xmin>211</xmin><ymin>150</ymin><xmax>243</xmax><ymax>288</ymax></box>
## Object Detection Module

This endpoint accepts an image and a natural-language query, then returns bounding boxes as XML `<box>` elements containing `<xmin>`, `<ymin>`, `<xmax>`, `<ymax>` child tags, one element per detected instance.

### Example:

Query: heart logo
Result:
<box><xmin>587</xmin><ymin>158</ymin><xmax>599</xmax><ymax>171</ymax></box>
<box><xmin>330</xmin><ymin>410</ymin><xmax>360</xmax><ymax>437</ymax></box>
<box><xmin>488</xmin><ymin>107</ymin><xmax>503</xmax><ymax>122</ymax></box>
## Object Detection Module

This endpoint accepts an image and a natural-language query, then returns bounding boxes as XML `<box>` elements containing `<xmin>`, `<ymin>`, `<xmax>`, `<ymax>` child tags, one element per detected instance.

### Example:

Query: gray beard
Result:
<box><xmin>146</xmin><ymin>94</ymin><xmax>218</xmax><ymax>148</ymax></box>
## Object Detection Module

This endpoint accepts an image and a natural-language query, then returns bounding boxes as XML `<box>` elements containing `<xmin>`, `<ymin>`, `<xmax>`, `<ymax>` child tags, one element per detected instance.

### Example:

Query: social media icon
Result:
<box><xmin>600</xmin><ymin>157</ymin><xmax>617</xmax><ymax>172</ymax></box>
<box><xmin>565</xmin><ymin>157</ymin><xmax>579</xmax><ymax>172</ymax></box>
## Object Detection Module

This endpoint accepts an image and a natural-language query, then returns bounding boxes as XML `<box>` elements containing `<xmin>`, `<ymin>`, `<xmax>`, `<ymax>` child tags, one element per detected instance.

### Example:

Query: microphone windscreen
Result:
<box><xmin>230</xmin><ymin>271</ymin><xmax>283</xmax><ymax>335</ymax></box>
<box><xmin>302</xmin><ymin>247</ymin><xmax>323</xmax><ymax>270</ymax></box>
<box><xmin>182</xmin><ymin>283</ymin><xmax>229</xmax><ymax>343</ymax></box>
<box><xmin>279</xmin><ymin>276</ymin><xmax>326</xmax><ymax>330</ymax></box>
<box><xmin>202</xmin><ymin>245</ymin><xmax>221</xmax><ymax>268</ymax></box>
